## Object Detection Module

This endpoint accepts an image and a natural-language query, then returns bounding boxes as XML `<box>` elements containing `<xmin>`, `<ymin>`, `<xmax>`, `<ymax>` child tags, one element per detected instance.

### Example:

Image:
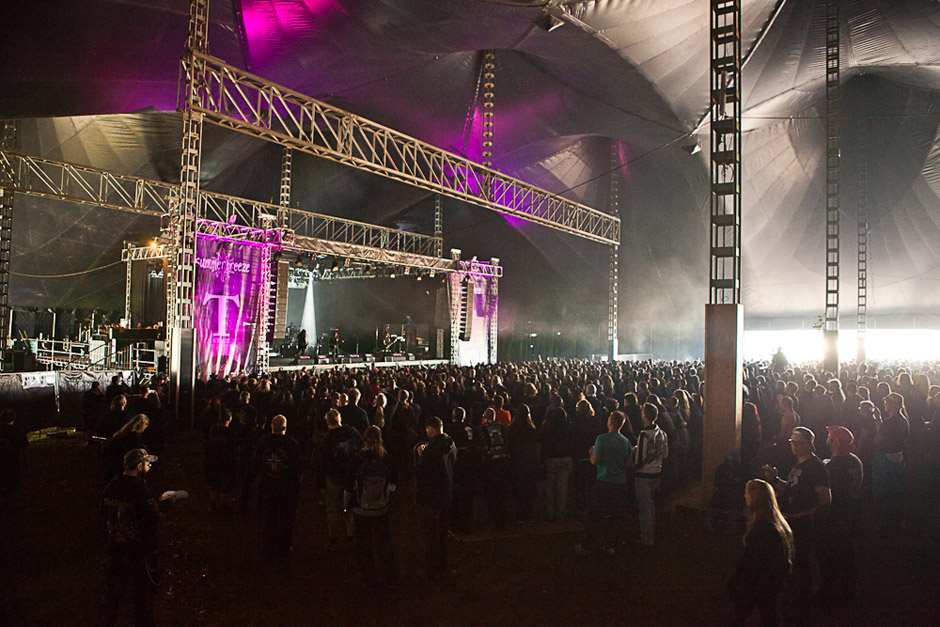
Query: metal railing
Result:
<box><xmin>32</xmin><ymin>338</ymin><xmax>160</xmax><ymax>373</ymax></box>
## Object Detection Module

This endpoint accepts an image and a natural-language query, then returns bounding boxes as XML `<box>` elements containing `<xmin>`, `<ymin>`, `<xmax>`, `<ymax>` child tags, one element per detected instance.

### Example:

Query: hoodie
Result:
<box><xmin>414</xmin><ymin>432</ymin><xmax>457</xmax><ymax>508</ymax></box>
<box><xmin>634</xmin><ymin>423</ymin><xmax>668</xmax><ymax>478</ymax></box>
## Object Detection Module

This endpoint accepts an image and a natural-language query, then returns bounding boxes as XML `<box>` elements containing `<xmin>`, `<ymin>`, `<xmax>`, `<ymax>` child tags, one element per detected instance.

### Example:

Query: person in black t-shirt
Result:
<box><xmin>414</xmin><ymin>416</ymin><xmax>456</xmax><ymax>579</ymax></box>
<box><xmin>445</xmin><ymin>406</ymin><xmax>475</xmax><ymax>533</ymax></box>
<box><xmin>763</xmin><ymin>426</ymin><xmax>831</xmax><ymax>613</ymax></box>
<box><xmin>100</xmin><ymin>448</ymin><xmax>180</xmax><ymax>627</ymax></box>
<box><xmin>205</xmin><ymin>409</ymin><xmax>239</xmax><ymax>513</ymax></box>
<box><xmin>819</xmin><ymin>426</ymin><xmax>863</xmax><ymax>603</ymax></box>
<box><xmin>319</xmin><ymin>408</ymin><xmax>361</xmax><ymax>550</ymax></box>
<box><xmin>475</xmin><ymin>407</ymin><xmax>511</xmax><ymax>530</ymax></box>
<box><xmin>340</xmin><ymin>388</ymin><xmax>370</xmax><ymax>435</ymax></box>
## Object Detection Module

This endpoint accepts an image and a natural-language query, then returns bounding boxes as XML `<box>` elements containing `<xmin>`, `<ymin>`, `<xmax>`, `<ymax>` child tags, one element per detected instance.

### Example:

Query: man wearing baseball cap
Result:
<box><xmin>99</xmin><ymin>448</ymin><xmax>168</xmax><ymax>627</ymax></box>
<box><xmin>763</xmin><ymin>427</ymin><xmax>831</xmax><ymax>618</ymax></box>
<box><xmin>819</xmin><ymin>425</ymin><xmax>864</xmax><ymax>603</ymax></box>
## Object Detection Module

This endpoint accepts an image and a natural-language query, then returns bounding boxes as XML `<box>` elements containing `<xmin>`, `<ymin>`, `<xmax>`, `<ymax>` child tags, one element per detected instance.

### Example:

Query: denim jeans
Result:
<box><xmin>543</xmin><ymin>456</ymin><xmax>573</xmax><ymax>520</ymax></box>
<box><xmin>635</xmin><ymin>476</ymin><xmax>660</xmax><ymax>545</ymax></box>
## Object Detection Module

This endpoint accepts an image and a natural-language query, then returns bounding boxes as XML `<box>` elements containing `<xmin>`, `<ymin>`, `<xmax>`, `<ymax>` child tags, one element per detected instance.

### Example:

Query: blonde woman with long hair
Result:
<box><xmin>728</xmin><ymin>479</ymin><xmax>794</xmax><ymax>626</ymax></box>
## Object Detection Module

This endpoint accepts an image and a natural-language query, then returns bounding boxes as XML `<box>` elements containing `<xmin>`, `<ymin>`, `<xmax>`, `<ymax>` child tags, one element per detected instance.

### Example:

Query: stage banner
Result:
<box><xmin>194</xmin><ymin>237</ymin><xmax>264</xmax><ymax>379</ymax></box>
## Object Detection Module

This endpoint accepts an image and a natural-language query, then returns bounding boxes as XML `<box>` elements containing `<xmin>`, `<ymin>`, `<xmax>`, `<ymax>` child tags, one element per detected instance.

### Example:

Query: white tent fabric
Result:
<box><xmin>3</xmin><ymin>0</ymin><xmax>940</xmax><ymax>355</ymax></box>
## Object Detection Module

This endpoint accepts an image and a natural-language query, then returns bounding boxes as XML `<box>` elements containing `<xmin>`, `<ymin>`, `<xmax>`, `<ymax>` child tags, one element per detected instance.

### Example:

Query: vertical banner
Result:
<box><xmin>195</xmin><ymin>237</ymin><xmax>265</xmax><ymax>379</ymax></box>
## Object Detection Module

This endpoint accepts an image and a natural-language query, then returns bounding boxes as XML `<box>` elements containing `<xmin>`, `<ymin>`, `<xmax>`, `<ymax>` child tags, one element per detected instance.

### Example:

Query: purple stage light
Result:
<box><xmin>241</xmin><ymin>0</ymin><xmax>343</xmax><ymax>65</ymax></box>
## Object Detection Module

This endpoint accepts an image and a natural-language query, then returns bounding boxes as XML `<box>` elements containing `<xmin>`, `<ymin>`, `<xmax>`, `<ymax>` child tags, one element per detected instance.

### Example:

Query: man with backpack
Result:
<box><xmin>475</xmin><ymin>407</ymin><xmax>512</xmax><ymax>530</ymax></box>
<box><xmin>319</xmin><ymin>408</ymin><xmax>362</xmax><ymax>550</ymax></box>
<box><xmin>344</xmin><ymin>426</ymin><xmax>398</xmax><ymax>588</ymax></box>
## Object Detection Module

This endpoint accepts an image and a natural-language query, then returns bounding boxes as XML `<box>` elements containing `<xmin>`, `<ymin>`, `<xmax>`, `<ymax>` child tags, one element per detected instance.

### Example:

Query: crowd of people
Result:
<box><xmin>60</xmin><ymin>356</ymin><xmax>940</xmax><ymax>625</ymax></box>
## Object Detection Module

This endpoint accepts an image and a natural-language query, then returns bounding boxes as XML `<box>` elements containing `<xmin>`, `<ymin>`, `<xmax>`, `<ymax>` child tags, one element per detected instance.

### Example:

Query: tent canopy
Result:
<box><xmin>3</xmin><ymin>0</ymin><xmax>940</xmax><ymax>356</ymax></box>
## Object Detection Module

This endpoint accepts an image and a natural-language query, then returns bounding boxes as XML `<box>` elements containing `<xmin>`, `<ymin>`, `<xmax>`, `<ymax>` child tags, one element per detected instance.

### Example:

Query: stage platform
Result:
<box><xmin>267</xmin><ymin>356</ymin><xmax>448</xmax><ymax>373</ymax></box>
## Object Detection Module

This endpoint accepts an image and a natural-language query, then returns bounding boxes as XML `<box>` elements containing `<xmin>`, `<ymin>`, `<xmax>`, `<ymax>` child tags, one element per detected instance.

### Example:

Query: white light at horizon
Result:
<box><xmin>744</xmin><ymin>329</ymin><xmax>940</xmax><ymax>363</ymax></box>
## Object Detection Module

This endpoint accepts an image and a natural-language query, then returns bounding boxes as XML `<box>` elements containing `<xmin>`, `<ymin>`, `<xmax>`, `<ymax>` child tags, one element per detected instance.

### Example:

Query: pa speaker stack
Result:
<box><xmin>458</xmin><ymin>278</ymin><xmax>473</xmax><ymax>341</ymax></box>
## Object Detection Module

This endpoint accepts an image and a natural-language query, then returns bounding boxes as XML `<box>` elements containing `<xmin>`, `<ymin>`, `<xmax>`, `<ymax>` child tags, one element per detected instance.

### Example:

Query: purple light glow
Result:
<box><xmin>195</xmin><ymin>236</ymin><xmax>268</xmax><ymax>379</ymax></box>
<box><xmin>614</xmin><ymin>140</ymin><xmax>632</xmax><ymax>181</ymax></box>
<box><xmin>500</xmin><ymin>213</ymin><xmax>530</xmax><ymax>229</ymax></box>
<box><xmin>241</xmin><ymin>0</ymin><xmax>345</xmax><ymax>65</ymax></box>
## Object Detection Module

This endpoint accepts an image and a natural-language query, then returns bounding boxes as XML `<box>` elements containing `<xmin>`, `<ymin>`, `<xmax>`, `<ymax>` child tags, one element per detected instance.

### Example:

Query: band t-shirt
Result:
<box><xmin>782</xmin><ymin>454</ymin><xmax>829</xmax><ymax>517</ymax></box>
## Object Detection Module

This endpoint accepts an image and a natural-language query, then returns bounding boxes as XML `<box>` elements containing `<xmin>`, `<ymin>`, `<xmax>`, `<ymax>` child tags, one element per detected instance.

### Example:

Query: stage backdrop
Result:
<box><xmin>194</xmin><ymin>237</ymin><xmax>264</xmax><ymax>379</ymax></box>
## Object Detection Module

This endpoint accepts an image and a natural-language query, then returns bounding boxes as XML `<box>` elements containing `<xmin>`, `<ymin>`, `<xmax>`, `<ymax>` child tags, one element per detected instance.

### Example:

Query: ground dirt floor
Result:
<box><xmin>1</xmin><ymin>434</ymin><xmax>938</xmax><ymax>626</ymax></box>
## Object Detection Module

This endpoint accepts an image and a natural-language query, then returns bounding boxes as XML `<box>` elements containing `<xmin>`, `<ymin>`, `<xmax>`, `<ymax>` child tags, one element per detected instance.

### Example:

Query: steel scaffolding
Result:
<box><xmin>823</xmin><ymin>0</ymin><xmax>841</xmax><ymax>371</ymax></box>
<box><xmin>255</xmin><ymin>244</ymin><xmax>272</xmax><ymax>372</ymax></box>
<box><xmin>709</xmin><ymin>0</ymin><xmax>742</xmax><ymax>305</ymax></box>
<box><xmin>0</xmin><ymin>150</ymin><xmax>441</xmax><ymax>261</ymax></box>
<box><xmin>279</xmin><ymin>147</ymin><xmax>292</xmax><ymax>230</ymax></box>
<box><xmin>279</xmin><ymin>147</ymin><xmax>292</xmax><ymax>210</ymax></box>
<box><xmin>166</xmin><ymin>0</ymin><xmax>209</xmax><ymax>420</ymax></box>
<box><xmin>488</xmin><ymin>267</ymin><xmax>499</xmax><ymax>364</ymax></box>
<box><xmin>0</xmin><ymin>121</ymin><xmax>15</xmax><ymax>362</ymax></box>
<box><xmin>481</xmin><ymin>51</ymin><xmax>495</xmax><ymax>169</ymax></box>
<box><xmin>857</xmin><ymin>123</ymin><xmax>869</xmax><ymax>364</ymax></box>
<box><xmin>434</xmin><ymin>195</ymin><xmax>443</xmax><ymax>258</ymax></box>
<box><xmin>608</xmin><ymin>141</ymin><xmax>620</xmax><ymax>360</ymax></box>
<box><xmin>179</xmin><ymin>51</ymin><xmax>619</xmax><ymax>245</ymax></box>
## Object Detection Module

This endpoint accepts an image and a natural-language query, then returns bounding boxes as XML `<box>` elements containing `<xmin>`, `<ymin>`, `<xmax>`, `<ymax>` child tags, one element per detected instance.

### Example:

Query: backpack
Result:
<box><xmin>479</xmin><ymin>423</ymin><xmax>510</xmax><ymax>465</ymax></box>
<box><xmin>354</xmin><ymin>457</ymin><xmax>392</xmax><ymax>515</ymax></box>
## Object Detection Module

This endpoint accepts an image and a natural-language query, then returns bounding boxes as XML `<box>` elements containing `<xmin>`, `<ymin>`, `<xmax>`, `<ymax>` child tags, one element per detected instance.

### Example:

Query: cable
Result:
<box><xmin>12</xmin><ymin>259</ymin><xmax>125</xmax><ymax>278</ymax></box>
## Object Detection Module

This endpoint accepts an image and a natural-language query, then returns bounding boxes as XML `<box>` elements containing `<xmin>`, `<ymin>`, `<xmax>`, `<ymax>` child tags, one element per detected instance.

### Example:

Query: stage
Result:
<box><xmin>267</xmin><ymin>356</ymin><xmax>449</xmax><ymax>373</ymax></box>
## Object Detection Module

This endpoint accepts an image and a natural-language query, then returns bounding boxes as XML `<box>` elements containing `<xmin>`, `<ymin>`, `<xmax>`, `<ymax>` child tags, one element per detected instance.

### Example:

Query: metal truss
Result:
<box><xmin>196</xmin><ymin>218</ymin><xmax>283</xmax><ymax>245</ymax></box>
<box><xmin>449</xmin><ymin>250</ymin><xmax>462</xmax><ymax>363</ymax></box>
<box><xmin>824</xmin><ymin>0</ymin><xmax>841</xmax><ymax>343</ymax></box>
<box><xmin>180</xmin><ymin>51</ymin><xmax>619</xmax><ymax>245</ymax></box>
<box><xmin>481</xmin><ymin>51</ymin><xmax>495</xmax><ymax>169</ymax></box>
<box><xmin>434</xmin><ymin>195</ymin><xmax>443</xmax><ymax>258</ymax></box>
<box><xmin>607</xmin><ymin>141</ymin><xmax>620</xmax><ymax>360</ymax></box>
<box><xmin>2</xmin><ymin>150</ymin><xmax>440</xmax><ymax>258</ymax></box>
<box><xmin>0</xmin><ymin>122</ymin><xmax>15</xmax><ymax>358</ymax></box>
<box><xmin>0</xmin><ymin>150</ymin><xmax>176</xmax><ymax>216</ymax></box>
<box><xmin>279</xmin><ymin>147</ymin><xmax>292</xmax><ymax>229</ymax></box>
<box><xmin>288</xmin><ymin>236</ymin><xmax>501</xmax><ymax>277</ymax></box>
<box><xmin>285</xmin><ymin>210</ymin><xmax>436</xmax><ymax>257</ymax></box>
<box><xmin>123</xmin><ymin>244</ymin><xmax>167</xmax><ymax>262</ymax></box>
<box><xmin>255</xmin><ymin>244</ymin><xmax>272</xmax><ymax>372</ymax></box>
<box><xmin>856</xmin><ymin>121</ymin><xmax>869</xmax><ymax>363</ymax></box>
<box><xmin>288</xmin><ymin>265</ymin><xmax>394</xmax><ymax>287</ymax></box>
<box><xmin>124</xmin><ymin>243</ymin><xmax>134</xmax><ymax>322</ymax></box>
<box><xmin>488</xmin><ymin>271</ymin><xmax>499</xmax><ymax>363</ymax></box>
<box><xmin>709</xmin><ymin>1</ymin><xmax>742</xmax><ymax>305</ymax></box>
